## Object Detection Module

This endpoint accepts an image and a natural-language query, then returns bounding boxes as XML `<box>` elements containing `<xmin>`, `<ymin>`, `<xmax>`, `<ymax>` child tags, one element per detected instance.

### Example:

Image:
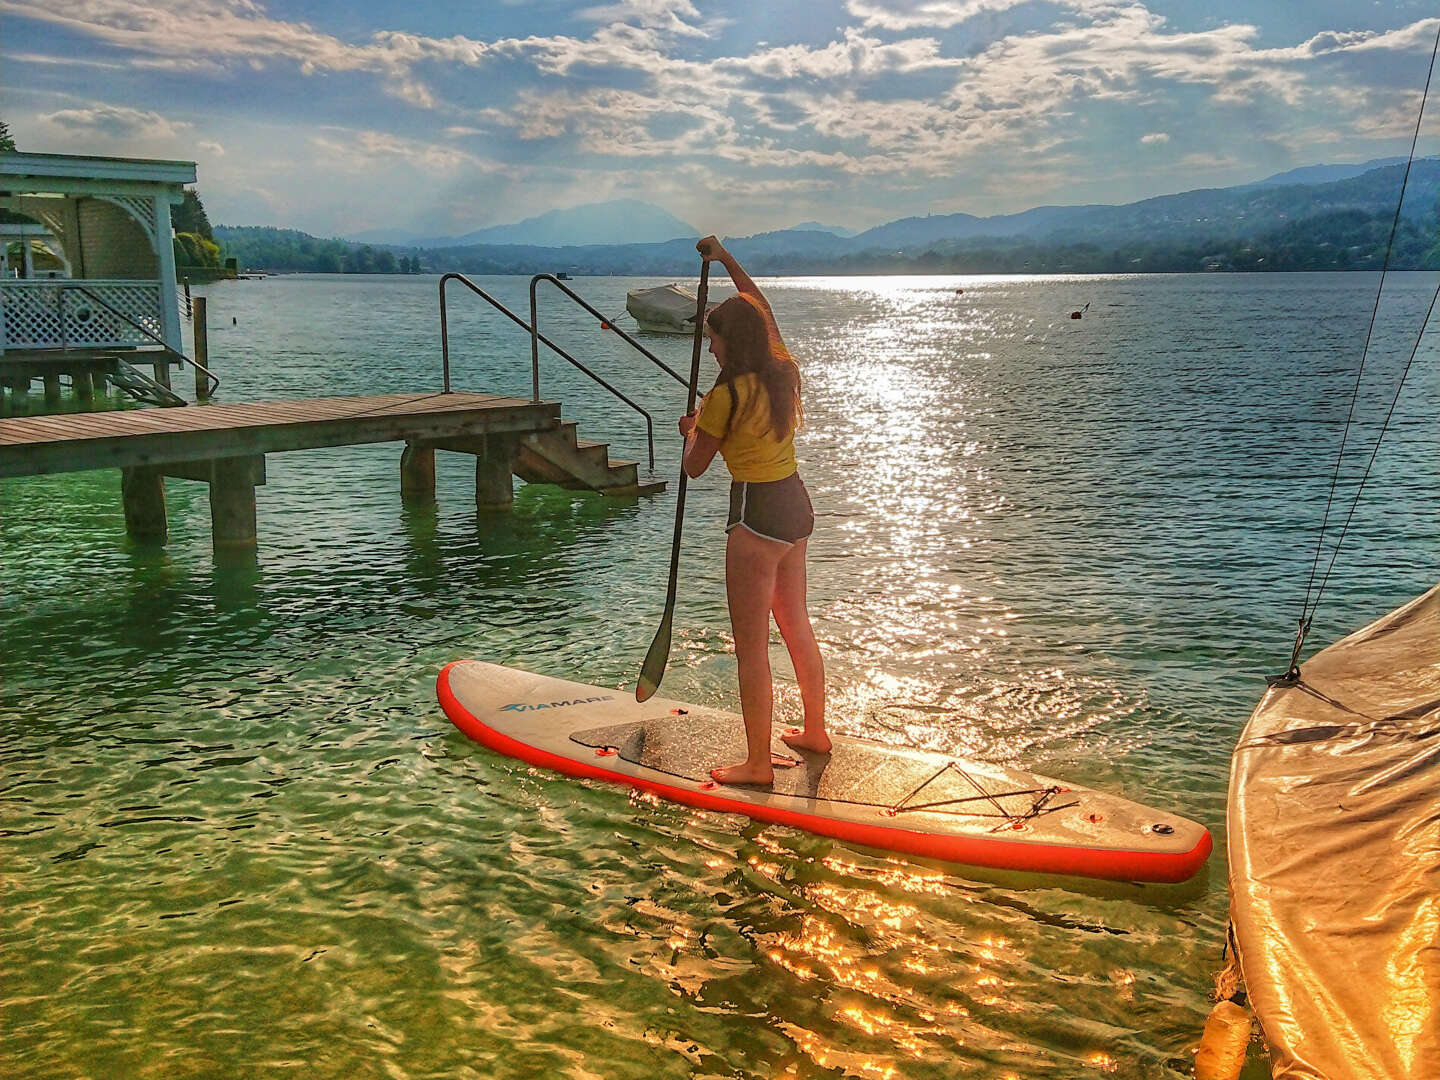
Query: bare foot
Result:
<box><xmin>710</xmin><ymin>762</ymin><xmax>774</xmax><ymax>786</ymax></box>
<box><xmin>781</xmin><ymin>727</ymin><xmax>832</xmax><ymax>754</ymax></box>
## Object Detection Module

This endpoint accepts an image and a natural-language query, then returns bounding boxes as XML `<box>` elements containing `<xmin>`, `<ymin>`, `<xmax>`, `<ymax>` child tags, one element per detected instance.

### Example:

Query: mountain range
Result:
<box><xmin>221</xmin><ymin>156</ymin><xmax>1440</xmax><ymax>276</ymax></box>
<box><xmin>348</xmin><ymin>198</ymin><xmax>697</xmax><ymax>248</ymax></box>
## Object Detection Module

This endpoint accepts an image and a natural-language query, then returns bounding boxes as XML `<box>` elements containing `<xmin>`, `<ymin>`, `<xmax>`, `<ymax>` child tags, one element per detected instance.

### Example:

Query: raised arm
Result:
<box><xmin>696</xmin><ymin>235</ymin><xmax>788</xmax><ymax>357</ymax></box>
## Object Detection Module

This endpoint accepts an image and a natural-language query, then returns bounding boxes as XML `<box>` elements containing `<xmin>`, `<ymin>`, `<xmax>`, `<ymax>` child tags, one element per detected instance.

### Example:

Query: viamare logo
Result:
<box><xmin>499</xmin><ymin>696</ymin><xmax>612</xmax><ymax>713</ymax></box>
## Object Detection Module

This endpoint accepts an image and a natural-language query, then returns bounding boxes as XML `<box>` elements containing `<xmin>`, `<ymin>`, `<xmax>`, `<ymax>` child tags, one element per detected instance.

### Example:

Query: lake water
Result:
<box><xmin>3</xmin><ymin>272</ymin><xmax>1435</xmax><ymax>1079</ymax></box>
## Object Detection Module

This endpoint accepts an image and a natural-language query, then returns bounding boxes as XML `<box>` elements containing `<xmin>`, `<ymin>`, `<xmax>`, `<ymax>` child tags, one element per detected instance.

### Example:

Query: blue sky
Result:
<box><xmin>5</xmin><ymin>1</ymin><xmax>1438</xmax><ymax>238</ymax></box>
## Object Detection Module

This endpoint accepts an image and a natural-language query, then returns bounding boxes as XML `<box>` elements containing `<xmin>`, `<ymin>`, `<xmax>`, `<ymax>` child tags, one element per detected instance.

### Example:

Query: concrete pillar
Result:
<box><xmin>401</xmin><ymin>441</ymin><xmax>436</xmax><ymax>501</ymax></box>
<box><xmin>43</xmin><ymin>374</ymin><xmax>61</xmax><ymax>405</ymax></box>
<box><xmin>209</xmin><ymin>455</ymin><xmax>264</xmax><ymax>550</ymax></box>
<box><xmin>72</xmin><ymin>369</ymin><xmax>94</xmax><ymax>400</ymax></box>
<box><xmin>122</xmin><ymin>466</ymin><xmax>168</xmax><ymax>542</ymax></box>
<box><xmin>152</xmin><ymin>359</ymin><xmax>172</xmax><ymax>390</ymax></box>
<box><xmin>476</xmin><ymin>437</ymin><xmax>515</xmax><ymax>511</ymax></box>
<box><xmin>10</xmin><ymin>376</ymin><xmax>29</xmax><ymax>406</ymax></box>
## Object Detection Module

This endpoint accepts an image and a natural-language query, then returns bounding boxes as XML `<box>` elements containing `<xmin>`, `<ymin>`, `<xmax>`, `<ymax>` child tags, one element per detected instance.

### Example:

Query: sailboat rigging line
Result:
<box><xmin>1310</xmin><ymin>281</ymin><xmax>1440</xmax><ymax>622</ymax></box>
<box><xmin>1283</xmin><ymin>20</ymin><xmax>1440</xmax><ymax>681</ymax></box>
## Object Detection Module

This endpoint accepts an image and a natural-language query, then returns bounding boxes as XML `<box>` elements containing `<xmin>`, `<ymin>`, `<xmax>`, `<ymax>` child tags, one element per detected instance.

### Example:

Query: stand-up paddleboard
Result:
<box><xmin>438</xmin><ymin>661</ymin><xmax>1212</xmax><ymax>883</ymax></box>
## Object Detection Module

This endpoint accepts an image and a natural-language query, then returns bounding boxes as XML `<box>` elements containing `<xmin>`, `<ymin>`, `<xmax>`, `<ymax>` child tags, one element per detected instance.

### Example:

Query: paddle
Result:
<box><xmin>636</xmin><ymin>258</ymin><xmax>711</xmax><ymax>702</ymax></box>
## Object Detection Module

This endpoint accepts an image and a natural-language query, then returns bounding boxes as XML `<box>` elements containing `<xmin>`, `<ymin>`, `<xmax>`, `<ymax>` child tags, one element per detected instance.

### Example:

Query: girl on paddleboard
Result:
<box><xmin>679</xmin><ymin>235</ymin><xmax>828</xmax><ymax>786</ymax></box>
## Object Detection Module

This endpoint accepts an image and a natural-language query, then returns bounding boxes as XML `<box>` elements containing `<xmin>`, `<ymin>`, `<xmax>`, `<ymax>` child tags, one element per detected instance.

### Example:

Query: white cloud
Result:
<box><xmin>10</xmin><ymin>1</ymin><xmax>1440</xmax><ymax>229</ymax></box>
<box><xmin>576</xmin><ymin>0</ymin><xmax>708</xmax><ymax>36</ymax></box>
<box><xmin>1</xmin><ymin>0</ymin><xmax>501</xmax><ymax>97</ymax></box>
<box><xmin>721</xmin><ymin>28</ymin><xmax>961</xmax><ymax>80</ymax></box>
<box><xmin>310</xmin><ymin>129</ymin><xmax>507</xmax><ymax>174</ymax></box>
<box><xmin>846</xmin><ymin>0</ymin><xmax>1120</xmax><ymax>31</ymax></box>
<box><xmin>3</xmin><ymin>51</ymin><xmax>126</xmax><ymax>70</ymax></box>
<box><xmin>46</xmin><ymin>104</ymin><xmax>191</xmax><ymax>139</ymax></box>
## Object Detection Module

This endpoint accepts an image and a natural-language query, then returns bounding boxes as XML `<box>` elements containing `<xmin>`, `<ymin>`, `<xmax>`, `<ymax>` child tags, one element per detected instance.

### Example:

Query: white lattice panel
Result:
<box><xmin>96</xmin><ymin>196</ymin><xmax>158</xmax><ymax>247</ymax></box>
<box><xmin>1</xmin><ymin>281</ymin><xmax>163</xmax><ymax>350</ymax></box>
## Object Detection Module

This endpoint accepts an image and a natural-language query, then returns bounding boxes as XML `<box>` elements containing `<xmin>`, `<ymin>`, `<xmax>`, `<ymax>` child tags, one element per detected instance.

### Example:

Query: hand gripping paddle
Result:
<box><xmin>636</xmin><ymin>257</ymin><xmax>711</xmax><ymax>701</ymax></box>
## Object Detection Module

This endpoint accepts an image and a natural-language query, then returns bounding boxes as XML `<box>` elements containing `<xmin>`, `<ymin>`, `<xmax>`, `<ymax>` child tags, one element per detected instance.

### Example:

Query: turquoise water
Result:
<box><xmin>3</xmin><ymin>272</ymin><xmax>1435</xmax><ymax>1078</ymax></box>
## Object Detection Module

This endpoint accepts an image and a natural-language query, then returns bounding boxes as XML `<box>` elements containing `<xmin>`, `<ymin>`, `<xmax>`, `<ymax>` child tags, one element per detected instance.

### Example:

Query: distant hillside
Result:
<box><xmin>1253</xmin><ymin>156</ymin><xmax>1413</xmax><ymax>187</ymax></box>
<box><xmin>852</xmin><ymin>203</ymin><xmax>1108</xmax><ymax>249</ymax></box>
<box><xmin>790</xmin><ymin>220</ymin><xmax>860</xmax><ymax>237</ymax></box>
<box><xmin>218</xmin><ymin>158</ymin><xmax>1440</xmax><ymax>276</ymax></box>
<box><xmin>215</xmin><ymin>226</ymin><xmax>422</xmax><ymax>274</ymax></box>
<box><xmin>850</xmin><ymin>162</ymin><xmax>1440</xmax><ymax>252</ymax></box>
<box><xmin>344</xmin><ymin>199</ymin><xmax>696</xmax><ymax>248</ymax></box>
<box><xmin>450</xmin><ymin>199</ymin><xmax>696</xmax><ymax>247</ymax></box>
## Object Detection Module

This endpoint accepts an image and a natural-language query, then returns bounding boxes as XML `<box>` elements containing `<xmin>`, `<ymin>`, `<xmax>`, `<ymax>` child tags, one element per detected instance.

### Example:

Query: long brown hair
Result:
<box><xmin>706</xmin><ymin>294</ymin><xmax>802</xmax><ymax>440</ymax></box>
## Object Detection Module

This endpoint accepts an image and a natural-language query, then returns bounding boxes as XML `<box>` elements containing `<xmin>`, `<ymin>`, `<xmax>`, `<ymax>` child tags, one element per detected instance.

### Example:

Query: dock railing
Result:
<box><xmin>439</xmin><ymin>272</ymin><xmax>674</xmax><ymax>471</ymax></box>
<box><xmin>528</xmin><ymin>274</ymin><xmax>689</xmax><ymax>394</ymax></box>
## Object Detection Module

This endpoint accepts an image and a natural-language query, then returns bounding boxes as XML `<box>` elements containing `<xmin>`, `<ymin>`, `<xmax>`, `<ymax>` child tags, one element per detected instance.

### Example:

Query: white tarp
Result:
<box><xmin>1228</xmin><ymin>583</ymin><xmax>1440</xmax><ymax>1079</ymax></box>
<box><xmin>625</xmin><ymin>284</ymin><xmax>715</xmax><ymax>334</ymax></box>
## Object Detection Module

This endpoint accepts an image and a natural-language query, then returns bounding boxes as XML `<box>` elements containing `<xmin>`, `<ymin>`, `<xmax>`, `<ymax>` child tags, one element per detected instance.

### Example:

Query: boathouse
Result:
<box><xmin>0</xmin><ymin>151</ymin><xmax>194</xmax><ymax>398</ymax></box>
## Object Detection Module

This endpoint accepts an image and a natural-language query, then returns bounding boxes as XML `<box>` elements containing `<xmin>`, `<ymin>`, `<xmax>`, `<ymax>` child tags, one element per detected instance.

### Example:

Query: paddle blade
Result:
<box><xmin>636</xmin><ymin>611</ymin><xmax>673</xmax><ymax>701</ymax></box>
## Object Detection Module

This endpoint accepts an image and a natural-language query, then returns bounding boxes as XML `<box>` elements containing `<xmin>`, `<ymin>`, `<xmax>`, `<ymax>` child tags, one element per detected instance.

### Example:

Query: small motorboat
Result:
<box><xmin>625</xmin><ymin>283</ymin><xmax>717</xmax><ymax>334</ymax></box>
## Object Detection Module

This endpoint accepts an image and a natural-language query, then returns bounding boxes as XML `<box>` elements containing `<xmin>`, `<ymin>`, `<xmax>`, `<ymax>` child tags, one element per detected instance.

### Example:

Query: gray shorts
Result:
<box><xmin>726</xmin><ymin>473</ymin><xmax>814</xmax><ymax>545</ymax></box>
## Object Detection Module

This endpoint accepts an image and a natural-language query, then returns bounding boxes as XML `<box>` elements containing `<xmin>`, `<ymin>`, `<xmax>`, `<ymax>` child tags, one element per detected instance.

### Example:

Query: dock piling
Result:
<box><xmin>400</xmin><ymin>441</ymin><xmax>436</xmax><ymax>501</ymax></box>
<box><xmin>206</xmin><ymin>455</ymin><xmax>265</xmax><ymax>550</ymax></box>
<box><xmin>121</xmin><ymin>466</ymin><xmax>168</xmax><ymax>542</ymax></box>
<box><xmin>476</xmin><ymin>436</ymin><xmax>516</xmax><ymax>510</ymax></box>
<box><xmin>194</xmin><ymin>297</ymin><xmax>211</xmax><ymax>400</ymax></box>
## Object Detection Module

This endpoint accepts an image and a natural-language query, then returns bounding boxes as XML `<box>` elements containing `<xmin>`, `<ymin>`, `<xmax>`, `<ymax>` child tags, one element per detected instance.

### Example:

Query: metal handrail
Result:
<box><xmin>528</xmin><ymin>274</ymin><xmax>689</xmax><ymax>392</ymax></box>
<box><xmin>438</xmin><ymin>273</ymin><xmax>658</xmax><ymax>470</ymax></box>
<box><xmin>60</xmin><ymin>283</ymin><xmax>220</xmax><ymax>397</ymax></box>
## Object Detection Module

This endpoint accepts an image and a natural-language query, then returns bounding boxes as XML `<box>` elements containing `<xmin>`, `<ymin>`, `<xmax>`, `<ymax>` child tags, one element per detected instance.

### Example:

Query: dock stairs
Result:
<box><xmin>110</xmin><ymin>357</ymin><xmax>188</xmax><ymax>408</ymax></box>
<box><xmin>516</xmin><ymin>419</ymin><xmax>665</xmax><ymax>496</ymax></box>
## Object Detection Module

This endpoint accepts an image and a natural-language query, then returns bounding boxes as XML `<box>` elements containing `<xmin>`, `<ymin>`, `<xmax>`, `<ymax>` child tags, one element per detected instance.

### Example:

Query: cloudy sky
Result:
<box><xmin>5</xmin><ymin>1</ymin><xmax>1438</xmax><ymax>238</ymax></box>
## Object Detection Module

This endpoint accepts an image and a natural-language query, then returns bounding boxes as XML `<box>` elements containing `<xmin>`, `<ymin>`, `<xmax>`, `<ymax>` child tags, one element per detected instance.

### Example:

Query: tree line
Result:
<box><xmin>213</xmin><ymin>226</ymin><xmax>425</xmax><ymax>274</ymax></box>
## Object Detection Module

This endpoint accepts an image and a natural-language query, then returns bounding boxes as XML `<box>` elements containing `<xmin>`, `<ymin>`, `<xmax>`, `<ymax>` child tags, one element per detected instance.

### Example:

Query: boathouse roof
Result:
<box><xmin>0</xmin><ymin>151</ymin><xmax>196</xmax><ymax>191</ymax></box>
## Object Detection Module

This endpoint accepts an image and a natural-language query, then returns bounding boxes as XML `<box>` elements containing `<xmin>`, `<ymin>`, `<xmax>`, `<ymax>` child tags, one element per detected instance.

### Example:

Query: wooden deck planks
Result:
<box><xmin>1</xmin><ymin>393</ymin><xmax>521</xmax><ymax>444</ymax></box>
<box><xmin>0</xmin><ymin>392</ymin><xmax>560</xmax><ymax>477</ymax></box>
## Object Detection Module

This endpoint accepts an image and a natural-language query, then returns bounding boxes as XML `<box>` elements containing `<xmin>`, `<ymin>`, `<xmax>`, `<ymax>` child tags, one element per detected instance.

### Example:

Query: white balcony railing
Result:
<box><xmin>0</xmin><ymin>279</ymin><xmax>165</xmax><ymax>352</ymax></box>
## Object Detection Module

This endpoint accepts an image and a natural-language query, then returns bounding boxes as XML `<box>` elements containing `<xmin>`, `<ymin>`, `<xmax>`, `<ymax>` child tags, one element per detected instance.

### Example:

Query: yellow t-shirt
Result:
<box><xmin>696</xmin><ymin>373</ymin><xmax>797</xmax><ymax>483</ymax></box>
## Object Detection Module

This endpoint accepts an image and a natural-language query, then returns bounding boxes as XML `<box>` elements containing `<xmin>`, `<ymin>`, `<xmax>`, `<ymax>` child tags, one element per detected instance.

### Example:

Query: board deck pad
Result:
<box><xmin>569</xmin><ymin>712</ymin><xmax>1070</xmax><ymax>822</ymax></box>
<box><xmin>438</xmin><ymin>660</ymin><xmax>1212</xmax><ymax>882</ymax></box>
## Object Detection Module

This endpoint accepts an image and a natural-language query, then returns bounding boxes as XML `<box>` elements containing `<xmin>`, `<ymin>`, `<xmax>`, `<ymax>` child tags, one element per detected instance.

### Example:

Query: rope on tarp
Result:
<box><xmin>1213</xmin><ymin>922</ymin><xmax>1245</xmax><ymax>1003</ymax></box>
<box><xmin>1276</xmin><ymin>20</ymin><xmax>1440</xmax><ymax>686</ymax></box>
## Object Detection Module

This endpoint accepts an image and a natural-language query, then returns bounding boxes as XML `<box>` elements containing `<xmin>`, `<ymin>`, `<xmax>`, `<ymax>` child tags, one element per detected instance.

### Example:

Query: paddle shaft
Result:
<box><xmin>636</xmin><ymin>258</ymin><xmax>711</xmax><ymax>701</ymax></box>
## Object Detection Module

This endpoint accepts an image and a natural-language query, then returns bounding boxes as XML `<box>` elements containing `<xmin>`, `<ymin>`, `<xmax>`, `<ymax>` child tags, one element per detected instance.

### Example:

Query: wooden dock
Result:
<box><xmin>0</xmin><ymin>392</ymin><xmax>663</xmax><ymax>549</ymax></box>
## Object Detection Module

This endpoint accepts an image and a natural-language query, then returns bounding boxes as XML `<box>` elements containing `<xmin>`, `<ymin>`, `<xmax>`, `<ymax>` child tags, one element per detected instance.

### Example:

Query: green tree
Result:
<box><xmin>0</xmin><ymin>120</ymin><xmax>15</xmax><ymax>152</ymax></box>
<box><xmin>173</xmin><ymin>231</ymin><xmax>220</xmax><ymax>268</ymax></box>
<box><xmin>349</xmin><ymin>245</ymin><xmax>377</xmax><ymax>274</ymax></box>
<box><xmin>173</xmin><ymin>189</ymin><xmax>214</xmax><ymax>241</ymax></box>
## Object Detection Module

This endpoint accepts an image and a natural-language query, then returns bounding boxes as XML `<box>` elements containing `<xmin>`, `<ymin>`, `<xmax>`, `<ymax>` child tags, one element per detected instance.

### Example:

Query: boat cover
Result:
<box><xmin>1229</xmin><ymin>583</ymin><xmax>1440</xmax><ymax>1079</ymax></box>
<box><xmin>625</xmin><ymin>284</ymin><xmax>715</xmax><ymax>333</ymax></box>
